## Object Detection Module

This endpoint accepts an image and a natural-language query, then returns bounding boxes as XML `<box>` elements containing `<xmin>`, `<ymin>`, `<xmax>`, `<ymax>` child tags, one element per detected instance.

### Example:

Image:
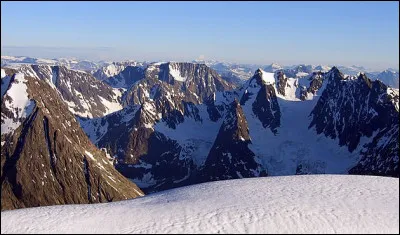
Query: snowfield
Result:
<box><xmin>1</xmin><ymin>175</ymin><xmax>398</xmax><ymax>234</ymax></box>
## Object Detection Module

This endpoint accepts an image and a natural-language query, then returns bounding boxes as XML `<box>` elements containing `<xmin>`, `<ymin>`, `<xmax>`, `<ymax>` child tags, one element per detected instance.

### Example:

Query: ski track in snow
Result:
<box><xmin>1</xmin><ymin>175</ymin><xmax>398</xmax><ymax>234</ymax></box>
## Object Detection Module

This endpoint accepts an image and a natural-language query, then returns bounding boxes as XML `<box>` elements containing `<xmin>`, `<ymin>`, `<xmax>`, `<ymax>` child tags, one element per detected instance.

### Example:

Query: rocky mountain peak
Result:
<box><xmin>250</xmin><ymin>68</ymin><xmax>265</xmax><ymax>86</ymax></box>
<box><xmin>252</xmin><ymin>82</ymin><xmax>281</xmax><ymax>135</ymax></box>
<box><xmin>358</xmin><ymin>72</ymin><xmax>375</xmax><ymax>89</ymax></box>
<box><xmin>1</xmin><ymin>72</ymin><xmax>143</xmax><ymax>210</ymax></box>
<box><xmin>200</xmin><ymin>97</ymin><xmax>267</xmax><ymax>182</ymax></box>
<box><xmin>327</xmin><ymin>66</ymin><xmax>344</xmax><ymax>80</ymax></box>
<box><xmin>221</xmin><ymin>98</ymin><xmax>251</xmax><ymax>142</ymax></box>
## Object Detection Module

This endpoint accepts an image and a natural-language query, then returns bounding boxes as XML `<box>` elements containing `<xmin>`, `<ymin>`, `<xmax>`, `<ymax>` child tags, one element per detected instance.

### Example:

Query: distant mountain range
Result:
<box><xmin>200</xmin><ymin>61</ymin><xmax>399</xmax><ymax>88</ymax></box>
<box><xmin>2</xmin><ymin>55</ymin><xmax>398</xmax><ymax>88</ymax></box>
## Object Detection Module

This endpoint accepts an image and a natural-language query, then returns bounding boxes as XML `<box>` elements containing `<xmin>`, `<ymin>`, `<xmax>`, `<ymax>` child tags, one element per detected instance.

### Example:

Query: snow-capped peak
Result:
<box><xmin>314</xmin><ymin>65</ymin><xmax>332</xmax><ymax>72</ymax></box>
<box><xmin>257</xmin><ymin>68</ymin><xmax>275</xmax><ymax>85</ymax></box>
<box><xmin>270</xmin><ymin>63</ymin><xmax>282</xmax><ymax>69</ymax></box>
<box><xmin>263</xmin><ymin>63</ymin><xmax>283</xmax><ymax>73</ymax></box>
<box><xmin>102</xmin><ymin>63</ymin><xmax>126</xmax><ymax>78</ymax></box>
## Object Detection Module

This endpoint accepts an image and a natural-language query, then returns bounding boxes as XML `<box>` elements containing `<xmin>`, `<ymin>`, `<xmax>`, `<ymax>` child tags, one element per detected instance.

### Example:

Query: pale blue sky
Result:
<box><xmin>1</xmin><ymin>1</ymin><xmax>399</xmax><ymax>70</ymax></box>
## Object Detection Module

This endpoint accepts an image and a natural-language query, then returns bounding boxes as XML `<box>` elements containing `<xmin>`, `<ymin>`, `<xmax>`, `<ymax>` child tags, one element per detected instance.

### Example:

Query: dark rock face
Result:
<box><xmin>307</xmin><ymin>71</ymin><xmax>324</xmax><ymax>95</ymax></box>
<box><xmin>103</xmin><ymin>66</ymin><xmax>145</xmax><ymax>89</ymax></box>
<box><xmin>310</xmin><ymin>69</ymin><xmax>397</xmax><ymax>151</ymax></box>
<box><xmin>252</xmin><ymin>83</ymin><xmax>281</xmax><ymax>135</ymax></box>
<box><xmin>349</xmin><ymin>125</ymin><xmax>399</xmax><ymax>177</ymax></box>
<box><xmin>92</xmin><ymin>103</ymin><xmax>159</xmax><ymax>164</ymax></box>
<box><xmin>207</xmin><ymin>104</ymin><xmax>223</xmax><ymax>122</ymax></box>
<box><xmin>276</xmin><ymin>71</ymin><xmax>288</xmax><ymax>96</ymax></box>
<box><xmin>116</xmin><ymin>131</ymin><xmax>195</xmax><ymax>193</ymax></box>
<box><xmin>1</xmin><ymin>68</ymin><xmax>16</xmax><ymax>100</ymax></box>
<box><xmin>298</xmin><ymin>71</ymin><xmax>325</xmax><ymax>101</ymax></box>
<box><xmin>241</xmin><ymin>69</ymin><xmax>282</xmax><ymax>134</ymax></box>
<box><xmin>1</xmin><ymin>73</ymin><xmax>143</xmax><ymax>211</ymax></box>
<box><xmin>201</xmin><ymin>99</ymin><xmax>267</xmax><ymax>181</ymax></box>
<box><xmin>309</xmin><ymin>68</ymin><xmax>399</xmax><ymax>176</ymax></box>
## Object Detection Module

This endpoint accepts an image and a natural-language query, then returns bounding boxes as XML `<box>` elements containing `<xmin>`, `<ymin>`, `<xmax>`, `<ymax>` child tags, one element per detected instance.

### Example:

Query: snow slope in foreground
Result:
<box><xmin>1</xmin><ymin>175</ymin><xmax>398</xmax><ymax>234</ymax></box>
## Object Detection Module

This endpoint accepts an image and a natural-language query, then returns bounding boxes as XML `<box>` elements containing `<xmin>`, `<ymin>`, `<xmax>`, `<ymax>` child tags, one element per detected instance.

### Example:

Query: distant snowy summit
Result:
<box><xmin>1</xmin><ymin>55</ymin><xmax>146</xmax><ymax>74</ymax></box>
<box><xmin>1</xmin><ymin>55</ymin><xmax>99</xmax><ymax>73</ymax></box>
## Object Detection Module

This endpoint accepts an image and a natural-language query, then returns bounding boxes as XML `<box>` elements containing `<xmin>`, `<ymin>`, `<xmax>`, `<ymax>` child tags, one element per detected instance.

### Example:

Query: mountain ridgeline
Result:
<box><xmin>80</xmin><ymin>62</ymin><xmax>398</xmax><ymax>193</ymax></box>
<box><xmin>1</xmin><ymin>61</ymin><xmax>399</xmax><ymax>207</ymax></box>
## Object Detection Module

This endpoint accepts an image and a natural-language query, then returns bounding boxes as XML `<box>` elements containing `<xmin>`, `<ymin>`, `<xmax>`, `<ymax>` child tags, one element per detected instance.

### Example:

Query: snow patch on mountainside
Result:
<box><xmin>169</xmin><ymin>64</ymin><xmax>186</xmax><ymax>82</ymax></box>
<box><xmin>1</xmin><ymin>175</ymin><xmax>398</xmax><ymax>234</ymax></box>
<box><xmin>281</xmin><ymin>77</ymin><xmax>299</xmax><ymax>101</ymax></box>
<box><xmin>387</xmin><ymin>88</ymin><xmax>399</xmax><ymax>111</ymax></box>
<box><xmin>260</xmin><ymin>70</ymin><xmax>275</xmax><ymax>84</ymax></box>
<box><xmin>296</xmin><ymin>72</ymin><xmax>309</xmax><ymax>77</ymax></box>
<box><xmin>98</xmin><ymin>95</ymin><xmax>123</xmax><ymax>114</ymax></box>
<box><xmin>83</xmin><ymin>119</ymin><xmax>109</xmax><ymax>144</ymax></box>
<box><xmin>1</xmin><ymin>73</ymin><xmax>36</xmax><ymax>134</ymax></box>
<box><xmin>102</xmin><ymin>64</ymin><xmax>124</xmax><ymax>78</ymax></box>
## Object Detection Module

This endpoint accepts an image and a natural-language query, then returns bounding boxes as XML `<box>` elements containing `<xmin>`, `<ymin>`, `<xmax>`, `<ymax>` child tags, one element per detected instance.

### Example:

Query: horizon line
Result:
<box><xmin>1</xmin><ymin>51</ymin><xmax>398</xmax><ymax>71</ymax></box>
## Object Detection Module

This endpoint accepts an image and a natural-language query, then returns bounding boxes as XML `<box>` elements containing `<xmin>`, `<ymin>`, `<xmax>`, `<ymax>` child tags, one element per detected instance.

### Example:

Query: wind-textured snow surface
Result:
<box><xmin>1</xmin><ymin>175</ymin><xmax>398</xmax><ymax>234</ymax></box>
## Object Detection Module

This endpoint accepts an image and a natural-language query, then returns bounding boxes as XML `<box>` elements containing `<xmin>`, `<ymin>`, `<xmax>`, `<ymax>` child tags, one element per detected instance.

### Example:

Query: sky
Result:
<box><xmin>1</xmin><ymin>1</ymin><xmax>399</xmax><ymax>70</ymax></box>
